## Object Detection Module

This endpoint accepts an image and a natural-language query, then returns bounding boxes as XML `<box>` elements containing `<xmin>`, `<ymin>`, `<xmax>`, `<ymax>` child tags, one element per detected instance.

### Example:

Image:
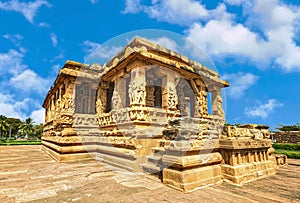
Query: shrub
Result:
<box><xmin>273</xmin><ymin>143</ymin><xmax>300</xmax><ymax>151</ymax></box>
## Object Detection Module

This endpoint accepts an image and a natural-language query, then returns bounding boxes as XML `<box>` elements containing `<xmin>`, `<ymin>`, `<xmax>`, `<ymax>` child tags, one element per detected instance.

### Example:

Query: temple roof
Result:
<box><xmin>99</xmin><ymin>37</ymin><xmax>229</xmax><ymax>87</ymax></box>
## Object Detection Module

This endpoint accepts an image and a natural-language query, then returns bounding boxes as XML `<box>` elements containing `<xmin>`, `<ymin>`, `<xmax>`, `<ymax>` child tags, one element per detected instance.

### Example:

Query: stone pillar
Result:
<box><xmin>231</xmin><ymin>152</ymin><xmax>237</xmax><ymax>166</ymax></box>
<box><xmin>112</xmin><ymin>78</ymin><xmax>122</xmax><ymax>110</ymax></box>
<box><xmin>96</xmin><ymin>81</ymin><xmax>109</xmax><ymax>114</ymax></box>
<box><xmin>194</xmin><ymin>87</ymin><xmax>208</xmax><ymax>118</ymax></box>
<box><xmin>177</xmin><ymin>82</ymin><xmax>186</xmax><ymax>116</ymax></box>
<box><xmin>255</xmin><ymin>152</ymin><xmax>258</xmax><ymax>162</ymax></box>
<box><xmin>211</xmin><ymin>88</ymin><xmax>224</xmax><ymax>119</ymax></box>
<box><xmin>258</xmin><ymin>151</ymin><xmax>262</xmax><ymax>162</ymax></box>
<box><xmin>263</xmin><ymin>151</ymin><xmax>266</xmax><ymax>161</ymax></box>
<box><xmin>162</xmin><ymin>73</ymin><xmax>178</xmax><ymax>111</ymax></box>
<box><xmin>237</xmin><ymin>153</ymin><xmax>241</xmax><ymax>164</ymax></box>
<box><xmin>129</xmin><ymin>68</ymin><xmax>146</xmax><ymax>107</ymax></box>
<box><xmin>146</xmin><ymin>79</ymin><xmax>155</xmax><ymax>107</ymax></box>
<box><xmin>115</xmin><ymin>77</ymin><xmax>126</xmax><ymax>108</ymax></box>
<box><xmin>51</xmin><ymin>95</ymin><xmax>55</xmax><ymax>119</ymax></box>
<box><xmin>249</xmin><ymin>152</ymin><xmax>254</xmax><ymax>163</ymax></box>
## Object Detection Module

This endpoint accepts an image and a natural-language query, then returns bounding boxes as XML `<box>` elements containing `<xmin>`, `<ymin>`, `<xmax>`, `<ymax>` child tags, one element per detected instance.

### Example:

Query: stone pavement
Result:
<box><xmin>0</xmin><ymin>146</ymin><xmax>299</xmax><ymax>203</ymax></box>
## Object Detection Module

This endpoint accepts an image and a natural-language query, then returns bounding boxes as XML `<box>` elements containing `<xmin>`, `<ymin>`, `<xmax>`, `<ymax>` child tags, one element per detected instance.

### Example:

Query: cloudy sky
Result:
<box><xmin>0</xmin><ymin>0</ymin><xmax>299</xmax><ymax>129</ymax></box>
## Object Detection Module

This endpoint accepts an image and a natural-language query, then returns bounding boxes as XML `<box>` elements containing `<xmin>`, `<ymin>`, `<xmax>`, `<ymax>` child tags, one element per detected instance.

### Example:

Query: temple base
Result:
<box><xmin>221</xmin><ymin>161</ymin><xmax>276</xmax><ymax>184</ymax></box>
<box><xmin>163</xmin><ymin>165</ymin><xmax>222</xmax><ymax>192</ymax></box>
<box><xmin>41</xmin><ymin>144</ymin><xmax>95</xmax><ymax>162</ymax></box>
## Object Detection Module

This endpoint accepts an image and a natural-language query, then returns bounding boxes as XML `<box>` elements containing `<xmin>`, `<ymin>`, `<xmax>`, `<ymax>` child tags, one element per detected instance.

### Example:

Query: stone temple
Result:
<box><xmin>42</xmin><ymin>37</ymin><xmax>278</xmax><ymax>192</ymax></box>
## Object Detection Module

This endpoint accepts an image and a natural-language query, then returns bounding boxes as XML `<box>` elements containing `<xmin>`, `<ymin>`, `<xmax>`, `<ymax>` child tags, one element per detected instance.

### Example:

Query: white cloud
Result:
<box><xmin>0</xmin><ymin>92</ymin><xmax>44</xmax><ymax>122</ymax></box>
<box><xmin>185</xmin><ymin>21</ymin><xmax>269</xmax><ymax>61</ymax></box>
<box><xmin>246</xmin><ymin>0</ymin><xmax>299</xmax><ymax>32</ymax></box>
<box><xmin>122</xmin><ymin>1</ymin><xmax>232</xmax><ymax>26</ymax></box>
<box><xmin>185</xmin><ymin>15</ymin><xmax>300</xmax><ymax>71</ymax></box>
<box><xmin>82</xmin><ymin>40</ymin><xmax>122</xmax><ymax>61</ymax></box>
<box><xmin>51</xmin><ymin>64</ymin><xmax>61</xmax><ymax>76</ymax></box>
<box><xmin>122</xmin><ymin>0</ymin><xmax>142</xmax><ymax>14</ymax></box>
<box><xmin>122</xmin><ymin>0</ymin><xmax>209</xmax><ymax>25</ymax></box>
<box><xmin>222</xmin><ymin>72</ymin><xmax>259</xmax><ymax>98</ymax></box>
<box><xmin>0</xmin><ymin>93</ymin><xmax>27</xmax><ymax>119</ymax></box>
<box><xmin>50</xmin><ymin>33</ymin><xmax>57</xmax><ymax>47</ymax></box>
<box><xmin>30</xmin><ymin>108</ymin><xmax>44</xmax><ymax>124</ymax></box>
<box><xmin>0</xmin><ymin>48</ymin><xmax>26</xmax><ymax>75</ymax></box>
<box><xmin>82</xmin><ymin>40</ymin><xmax>100</xmax><ymax>53</ymax></box>
<box><xmin>3</xmin><ymin>34</ymin><xmax>23</xmax><ymax>46</ymax></box>
<box><xmin>245</xmin><ymin>99</ymin><xmax>283</xmax><ymax>119</ymax></box>
<box><xmin>122</xmin><ymin>0</ymin><xmax>300</xmax><ymax>72</ymax></box>
<box><xmin>38</xmin><ymin>22</ymin><xmax>50</xmax><ymax>27</ymax></box>
<box><xmin>143</xmin><ymin>0</ymin><xmax>209</xmax><ymax>26</ymax></box>
<box><xmin>149</xmin><ymin>36</ymin><xmax>178</xmax><ymax>52</ymax></box>
<box><xmin>224</xmin><ymin>0</ymin><xmax>245</xmax><ymax>6</ymax></box>
<box><xmin>9</xmin><ymin>69</ymin><xmax>50</xmax><ymax>95</ymax></box>
<box><xmin>0</xmin><ymin>0</ymin><xmax>51</xmax><ymax>23</ymax></box>
<box><xmin>50</xmin><ymin>53</ymin><xmax>64</xmax><ymax>62</ymax></box>
<box><xmin>211</xmin><ymin>3</ymin><xmax>235</xmax><ymax>22</ymax></box>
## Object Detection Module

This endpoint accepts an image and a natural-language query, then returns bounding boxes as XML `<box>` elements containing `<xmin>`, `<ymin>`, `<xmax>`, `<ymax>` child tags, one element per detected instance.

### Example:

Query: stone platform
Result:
<box><xmin>1</xmin><ymin>146</ymin><xmax>299</xmax><ymax>203</ymax></box>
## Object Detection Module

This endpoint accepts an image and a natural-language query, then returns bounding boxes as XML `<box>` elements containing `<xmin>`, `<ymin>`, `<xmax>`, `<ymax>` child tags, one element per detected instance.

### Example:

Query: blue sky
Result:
<box><xmin>0</xmin><ymin>0</ymin><xmax>299</xmax><ymax>130</ymax></box>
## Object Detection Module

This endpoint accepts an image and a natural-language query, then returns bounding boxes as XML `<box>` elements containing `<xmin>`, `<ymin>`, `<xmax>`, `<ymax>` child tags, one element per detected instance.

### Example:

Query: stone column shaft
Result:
<box><xmin>129</xmin><ymin>68</ymin><xmax>146</xmax><ymax>107</ymax></box>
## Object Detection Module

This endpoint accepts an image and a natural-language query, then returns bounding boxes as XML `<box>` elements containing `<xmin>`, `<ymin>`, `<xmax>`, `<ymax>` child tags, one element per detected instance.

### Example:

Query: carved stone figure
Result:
<box><xmin>129</xmin><ymin>81</ymin><xmax>146</xmax><ymax>106</ymax></box>
<box><xmin>168</xmin><ymin>86</ymin><xmax>177</xmax><ymax>109</ymax></box>
<box><xmin>61</xmin><ymin>94</ymin><xmax>75</xmax><ymax>112</ymax></box>
<box><xmin>215</xmin><ymin>94</ymin><xmax>224</xmax><ymax>118</ymax></box>
<box><xmin>194</xmin><ymin>91</ymin><xmax>208</xmax><ymax>118</ymax></box>
<box><xmin>96</xmin><ymin>98</ymin><xmax>104</xmax><ymax>114</ymax></box>
<box><xmin>112</xmin><ymin>91</ymin><xmax>122</xmax><ymax>110</ymax></box>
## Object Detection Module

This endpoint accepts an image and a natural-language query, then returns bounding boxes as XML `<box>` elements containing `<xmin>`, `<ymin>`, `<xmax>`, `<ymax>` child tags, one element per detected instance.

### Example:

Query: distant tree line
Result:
<box><xmin>0</xmin><ymin>115</ymin><xmax>43</xmax><ymax>140</ymax></box>
<box><xmin>276</xmin><ymin>123</ymin><xmax>300</xmax><ymax>132</ymax></box>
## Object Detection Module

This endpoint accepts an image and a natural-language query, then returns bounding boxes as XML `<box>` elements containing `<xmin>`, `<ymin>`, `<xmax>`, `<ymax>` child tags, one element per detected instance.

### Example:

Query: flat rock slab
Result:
<box><xmin>0</xmin><ymin>146</ymin><xmax>299</xmax><ymax>203</ymax></box>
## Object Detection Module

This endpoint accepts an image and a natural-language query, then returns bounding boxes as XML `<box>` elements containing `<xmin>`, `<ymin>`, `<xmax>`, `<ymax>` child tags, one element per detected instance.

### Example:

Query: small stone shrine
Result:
<box><xmin>42</xmin><ymin>37</ymin><xmax>278</xmax><ymax>192</ymax></box>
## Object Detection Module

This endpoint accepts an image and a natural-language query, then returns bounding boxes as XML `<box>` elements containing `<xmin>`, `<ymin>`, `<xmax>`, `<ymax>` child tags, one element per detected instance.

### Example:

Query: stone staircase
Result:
<box><xmin>141</xmin><ymin>141</ymin><xmax>168</xmax><ymax>178</ymax></box>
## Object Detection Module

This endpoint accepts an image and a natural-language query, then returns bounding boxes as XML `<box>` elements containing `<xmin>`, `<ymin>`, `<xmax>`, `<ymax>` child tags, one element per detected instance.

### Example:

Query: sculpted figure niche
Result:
<box><xmin>129</xmin><ymin>80</ymin><xmax>146</xmax><ymax>106</ymax></box>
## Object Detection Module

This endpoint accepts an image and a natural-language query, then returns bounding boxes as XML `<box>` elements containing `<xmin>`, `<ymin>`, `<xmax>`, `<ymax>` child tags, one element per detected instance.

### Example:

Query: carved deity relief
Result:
<box><xmin>194</xmin><ymin>90</ymin><xmax>208</xmax><ymax>118</ymax></box>
<box><xmin>215</xmin><ymin>94</ymin><xmax>224</xmax><ymax>118</ymax></box>
<box><xmin>112</xmin><ymin>91</ymin><xmax>122</xmax><ymax>110</ymax></box>
<box><xmin>146</xmin><ymin>79</ymin><xmax>155</xmax><ymax>107</ymax></box>
<box><xmin>167</xmin><ymin>86</ymin><xmax>177</xmax><ymax>109</ymax></box>
<box><xmin>177</xmin><ymin>86</ymin><xmax>187</xmax><ymax>116</ymax></box>
<box><xmin>96</xmin><ymin>98</ymin><xmax>104</xmax><ymax>114</ymax></box>
<box><xmin>55</xmin><ymin>98</ymin><xmax>61</xmax><ymax>119</ymax></box>
<box><xmin>61</xmin><ymin>94</ymin><xmax>75</xmax><ymax>112</ymax></box>
<box><xmin>129</xmin><ymin>80</ymin><xmax>146</xmax><ymax>106</ymax></box>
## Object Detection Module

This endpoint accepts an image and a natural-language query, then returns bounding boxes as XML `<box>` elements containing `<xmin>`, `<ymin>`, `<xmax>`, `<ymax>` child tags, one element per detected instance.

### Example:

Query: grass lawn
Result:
<box><xmin>274</xmin><ymin>149</ymin><xmax>300</xmax><ymax>159</ymax></box>
<box><xmin>0</xmin><ymin>139</ymin><xmax>41</xmax><ymax>146</ymax></box>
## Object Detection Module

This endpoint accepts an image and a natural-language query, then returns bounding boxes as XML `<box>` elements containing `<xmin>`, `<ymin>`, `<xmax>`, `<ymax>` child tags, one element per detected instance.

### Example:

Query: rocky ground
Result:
<box><xmin>0</xmin><ymin>146</ymin><xmax>299</xmax><ymax>203</ymax></box>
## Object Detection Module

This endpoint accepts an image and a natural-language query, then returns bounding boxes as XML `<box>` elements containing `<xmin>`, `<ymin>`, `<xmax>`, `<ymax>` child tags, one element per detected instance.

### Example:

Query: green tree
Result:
<box><xmin>19</xmin><ymin>118</ymin><xmax>35</xmax><ymax>139</ymax></box>
<box><xmin>33</xmin><ymin>123</ymin><xmax>43</xmax><ymax>139</ymax></box>
<box><xmin>276</xmin><ymin>123</ymin><xmax>300</xmax><ymax>131</ymax></box>
<box><xmin>6</xmin><ymin>117</ymin><xmax>22</xmax><ymax>139</ymax></box>
<box><xmin>0</xmin><ymin>115</ymin><xmax>9</xmax><ymax>139</ymax></box>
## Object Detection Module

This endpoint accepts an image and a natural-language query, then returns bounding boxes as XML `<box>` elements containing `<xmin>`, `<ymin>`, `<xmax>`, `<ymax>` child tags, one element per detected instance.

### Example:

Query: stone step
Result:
<box><xmin>151</xmin><ymin>147</ymin><xmax>165</xmax><ymax>155</ymax></box>
<box><xmin>141</xmin><ymin>163</ymin><xmax>162</xmax><ymax>176</ymax></box>
<box><xmin>148</xmin><ymin>156</ymin><xmax>162</xmax><ymax>166</ymax></box>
